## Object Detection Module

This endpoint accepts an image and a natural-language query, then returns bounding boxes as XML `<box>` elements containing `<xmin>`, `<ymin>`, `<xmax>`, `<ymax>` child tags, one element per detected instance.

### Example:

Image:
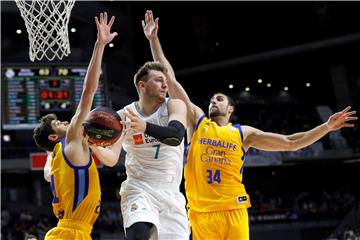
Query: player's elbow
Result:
<box><xmin>105</xmin><ymin>162</ymin><xmax>117</xmax><ymax>167</ymax></box>
<box><xmin>286</xmin><ymin>139</ymin><xmax>302</xmax><ymax>151</ymax></box>
<box><xmin>161</xmin><ymin>137</ymin><xmax>182</xmax><ymax>146</ymax></box>
<box><xmin>145</xmin><ymin>120</ymin><xmax>185</xmax><ymax>147</ymax></box>
<box><xmin>44</xmin><ymin>170</ymin><xmax>51</xmax><ymax>182</ymax></box>
<box><xmin>103</xmin><ymin>158</ymin><xmax>118</xmax><ymax>167</ymax></box>
<box><xmin>162</xmin><ymin>120</ymin><xmax>186</xmax><ymax>146</ymax></box>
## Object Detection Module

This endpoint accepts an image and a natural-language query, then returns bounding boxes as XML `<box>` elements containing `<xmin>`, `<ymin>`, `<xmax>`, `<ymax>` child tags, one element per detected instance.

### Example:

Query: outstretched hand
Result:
<box><xmin>326</xmin><ymin>106</ymin><xmax>357</xmax><ymax>131</ymax></box>
<box><xmin>121</xmin><ymin>108</ymin><xmax>147</xmax><ymax>133</ymax></box>
<box><xmin>142</xmin><ymin>10</ymin><xmax>159</xmax><ymax>40</ymax></box>
<box><xmin>95</xmin><ymin>12</ymin><xmax>118</xmax><ymax>46</ymax></box>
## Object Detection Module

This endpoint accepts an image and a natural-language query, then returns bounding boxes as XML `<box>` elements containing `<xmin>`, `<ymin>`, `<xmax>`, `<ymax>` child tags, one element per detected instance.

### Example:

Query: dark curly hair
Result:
<box><xmin>33</xmin><ymin>114</ymin><xmax>57</xmax><ymax>151</ymax></box>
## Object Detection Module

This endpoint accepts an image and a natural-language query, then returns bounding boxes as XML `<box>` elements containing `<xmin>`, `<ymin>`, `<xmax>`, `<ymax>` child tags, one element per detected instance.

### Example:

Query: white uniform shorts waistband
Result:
<box><xmin>125</xmin><ymin>176</ymin><xmax>180</xmax><ymax>191</ymax></box>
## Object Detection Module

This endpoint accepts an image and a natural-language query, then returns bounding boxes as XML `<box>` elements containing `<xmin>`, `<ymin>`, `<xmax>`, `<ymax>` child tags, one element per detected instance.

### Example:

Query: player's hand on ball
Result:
<box><xmin>121</xmin><ymin>108</ymin><xmax>147</xmax><ymax>133</ymax></box>
<box><xmin>83</xmin><ymin>130</ymin><xmax>95</xmax><ymax>147</ymax></box>
<box><xmin>84</xmin><ymin>107</ymin><xmax>123</xmax><ymax>147</ymax></box>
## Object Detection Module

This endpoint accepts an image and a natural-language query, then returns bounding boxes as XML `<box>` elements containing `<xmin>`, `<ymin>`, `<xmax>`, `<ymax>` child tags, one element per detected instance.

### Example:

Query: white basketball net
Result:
<box><xmin>15</xmin><ymin>0</ymin><xmax>75</xmax><ymax>61</ymax></box>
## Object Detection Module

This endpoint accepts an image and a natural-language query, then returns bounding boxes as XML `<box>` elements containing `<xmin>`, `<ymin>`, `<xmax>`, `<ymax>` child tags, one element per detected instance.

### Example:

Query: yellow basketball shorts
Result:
<box><xmin>189</xmin><ymin>208</ymin><xmax>249</xmax><ymax>240</ymax></box>
<box><xmin>45</xmin><ymin>219</ymin><xmax>93</xmax><ymax>240</ymax></box>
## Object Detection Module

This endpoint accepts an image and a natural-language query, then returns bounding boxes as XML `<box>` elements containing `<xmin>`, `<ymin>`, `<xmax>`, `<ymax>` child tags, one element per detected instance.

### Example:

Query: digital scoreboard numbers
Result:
<box><xmin>65</xmin><ymin>67</ymin><xmax>105</xmax><ymax>110</ymax></box>
<box><xmin>2</xmin><ymin>65</ymin><xmax>107</xmax><ymax>130</ymax></box>
<box><xmin>3</xmin><ymin>67</ymin><xmax>44</xmax><ymax>129</ymax></box>
<box><xmin>40</xmin><ymin>68</ymin><xmax>71</xmax><ymax>114</ymax></box>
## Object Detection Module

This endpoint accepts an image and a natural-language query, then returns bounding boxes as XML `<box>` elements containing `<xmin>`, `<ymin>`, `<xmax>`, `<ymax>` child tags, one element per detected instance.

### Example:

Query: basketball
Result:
<box><xmin>83</xmin><ymin>107</ymin><xmax>122</xmax><ymax>147</ymax></box>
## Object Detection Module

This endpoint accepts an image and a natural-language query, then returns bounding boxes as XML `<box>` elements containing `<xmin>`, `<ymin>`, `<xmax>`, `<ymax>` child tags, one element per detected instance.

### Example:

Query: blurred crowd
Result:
<box><xmin>2</xmin><ymin>187</ymin><xmax>358</xmax><ymax>240</ymax></box>
<box><xmin>1</xmin><ymin>205</ymin><xmax>124</xmax><ymax>240</ymax></box>
<box><xmin>248</xmin><ymin>187</ymin><xmax>357</xmax><ymax>223</ymax></box>
<box><xmin>328</xmin><ymin>226</ymin><xmax>360</xmax><ymax>240</ymax></box>
<box><xmin>1</xmin><ymin>209</ymin><xmax>52</xmax><ymax>240</ymax></box>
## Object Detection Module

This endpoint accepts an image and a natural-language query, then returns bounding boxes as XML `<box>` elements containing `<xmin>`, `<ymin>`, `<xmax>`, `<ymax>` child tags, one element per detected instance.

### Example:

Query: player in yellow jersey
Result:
<box><xmin>33</xmin><ymin>12</ymin><xmax>119</xmax><ymax>240</ymax></box>
<box><xmin>142</xmin><ymin>10</ymin><xmax>358</xmax><ymax>240</ymax></box>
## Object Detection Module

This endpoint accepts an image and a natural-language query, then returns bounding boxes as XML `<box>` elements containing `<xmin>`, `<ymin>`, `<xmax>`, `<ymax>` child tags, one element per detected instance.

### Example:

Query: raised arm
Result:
<box><xmin>243</xmin><ymin>106</ymin><xmax>357</xmax><ymax>152</ymax></box>
<box><xmin>66</xmin><ymin>13</ymin><xmax>117</xmax><ymax>145</ymax></box>
<box><xmin>142</xmin><ymin>10</ymin><xmax>204</xmax><ymax>130</ymax></box>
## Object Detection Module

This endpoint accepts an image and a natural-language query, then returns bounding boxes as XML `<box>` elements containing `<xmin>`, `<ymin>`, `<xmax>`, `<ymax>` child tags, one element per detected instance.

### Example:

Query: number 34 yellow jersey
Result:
<box><xmin>185</xmin><ymin>116</ymin><xmax>251</xmax><ymax>212</ymax></box>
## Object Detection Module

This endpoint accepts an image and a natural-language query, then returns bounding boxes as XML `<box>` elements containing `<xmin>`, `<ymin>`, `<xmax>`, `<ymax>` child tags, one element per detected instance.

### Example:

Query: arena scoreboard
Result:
<box><xmin>2</xmin><ymin>65</ymin><xmax>108</xmax><ymax>129</ymax></box>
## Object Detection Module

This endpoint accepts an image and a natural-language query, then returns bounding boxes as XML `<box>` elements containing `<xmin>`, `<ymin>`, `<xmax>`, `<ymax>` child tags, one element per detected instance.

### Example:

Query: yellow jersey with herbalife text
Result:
<box><xmin>50</xmin><ymin>138</ymin><xmax>101</xmax><ymax>226</ymax></box>
<box><xmin>185</xmin><ymin>116</ymin><xmax>251</xmax><ymax>212</ymax></box>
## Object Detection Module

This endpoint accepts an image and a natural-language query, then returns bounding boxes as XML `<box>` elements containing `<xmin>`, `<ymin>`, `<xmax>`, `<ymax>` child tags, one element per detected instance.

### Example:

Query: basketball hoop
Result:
<box><xmin>15</xmin><ymin>0</ymin><xmax>75</xmax><ymax>61</ymax></box>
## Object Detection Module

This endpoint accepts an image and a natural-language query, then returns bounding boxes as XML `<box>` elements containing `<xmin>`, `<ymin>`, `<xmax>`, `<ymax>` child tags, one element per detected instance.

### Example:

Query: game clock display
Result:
<box><xmin>2</xmin><ymin>65</ymin><xmax>107</xmax><ymax>129</ymax></box>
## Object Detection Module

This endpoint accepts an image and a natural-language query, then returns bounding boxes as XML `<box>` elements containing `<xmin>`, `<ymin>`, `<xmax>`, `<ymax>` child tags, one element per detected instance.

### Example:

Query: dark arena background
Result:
<box><xmin>1</xmin><ymin>1</ymin><xmax>360</xmax><ymax>240</ymax></box>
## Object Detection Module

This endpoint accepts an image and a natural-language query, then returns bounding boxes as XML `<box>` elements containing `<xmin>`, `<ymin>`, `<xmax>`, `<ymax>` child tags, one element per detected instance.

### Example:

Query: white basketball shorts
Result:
<box><xmin>120</xmin><ymin>177</ymin><xmax>189</xmax><ymax>240</ymax></box>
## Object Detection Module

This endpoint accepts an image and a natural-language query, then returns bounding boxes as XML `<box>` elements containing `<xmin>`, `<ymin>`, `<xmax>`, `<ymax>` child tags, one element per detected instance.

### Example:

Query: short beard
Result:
<box><xmin>157</xmin><ymin>96</ymin><xmax>165</xmax><ymax>104</ymax></box>
<box><xmin>155</xmin><ymin>94</ymin><xmax>166</xmax><ymax>103</ymax></box>
<box><xmin>145</xmin><ymin>88</ymin><xmax>166</xmax><ymax>103</ymax></box>
<box><xmin>209</xmin><ymin>109</ymin><xmax>225</xmax><ymax>118</ymax></box>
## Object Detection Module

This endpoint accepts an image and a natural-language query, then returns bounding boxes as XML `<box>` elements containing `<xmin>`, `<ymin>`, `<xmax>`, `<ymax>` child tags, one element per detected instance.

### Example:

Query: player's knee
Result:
<box><xmin>126</xmin><ymin>222</ymin><xmax>153</xmax><ymax>240</ymax></box>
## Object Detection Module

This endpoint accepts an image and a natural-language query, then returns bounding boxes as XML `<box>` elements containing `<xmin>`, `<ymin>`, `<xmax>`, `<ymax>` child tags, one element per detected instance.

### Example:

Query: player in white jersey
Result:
<box><xmin>118</xmin><ymin>99</ymin><xmax>184</xmax><ymax>184</ymax></box>
<box><xmin>91</xmin><ymin>61</ymin><xmax>189</xmax><ymax>240</ymax></box>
